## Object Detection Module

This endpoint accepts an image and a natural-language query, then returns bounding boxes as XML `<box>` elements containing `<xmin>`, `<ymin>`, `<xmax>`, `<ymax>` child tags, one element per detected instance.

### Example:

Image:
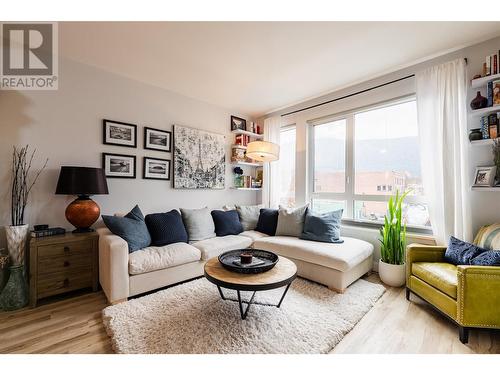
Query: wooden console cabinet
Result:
<box><xmin>29</xmin><ymin>232</ymin><xmax>99</xmax><ymax>307</ymax></box>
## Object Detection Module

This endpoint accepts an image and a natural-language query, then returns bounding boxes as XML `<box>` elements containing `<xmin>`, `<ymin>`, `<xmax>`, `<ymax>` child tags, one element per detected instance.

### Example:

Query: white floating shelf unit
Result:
<box><xmin>231</xmin><ymin>129</ymin><xmax>264</xmax><ymax>139</ymax></box>
<box><xmin>470</xmin><ymin>139</ymin><xmax>497</xmax><ymax>146</ymax></box>
<box><xmin>470</xmin><ymin>73</ymin><xmax>500</xmax><ymax>89</ymax></box>
<box><xmin>231</xmin><ymin>161</ymin><xmax>263</xmax><ymax>167</ymax></box>
<box><xmin>231</xmin><ymin>144</ymin><xmax>247</xmax><ymax>150</ymax></box>
<box><xmin>471</xmin><ymin>186</ymin><xmax>500</xmax><ymax>192</ymax></box>
<box><xmin>468</xmin><ymin>105</ymin><xmax>500</xmax><ymax>117</ymax></box>
<box><xmin>230</xmin><ymin>187</ymin><xmax>262</xmax><ymax>191</ymax></box>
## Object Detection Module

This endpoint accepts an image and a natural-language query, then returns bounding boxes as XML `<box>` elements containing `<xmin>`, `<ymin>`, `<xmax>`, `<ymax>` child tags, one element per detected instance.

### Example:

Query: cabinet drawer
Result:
<box><xmin>37</xmin><ymin>271</ymin><xmax>93</xmax><ymax>299</ymax></box>
<box><xmin>38</xmin><ymin>254</ymin><xmax>92</xmax><ymax>276</ymax></box>
<box><xmin>38</xmin><ymin>240</ymin><xmax>91</xmax><ymax>259</ymax></box>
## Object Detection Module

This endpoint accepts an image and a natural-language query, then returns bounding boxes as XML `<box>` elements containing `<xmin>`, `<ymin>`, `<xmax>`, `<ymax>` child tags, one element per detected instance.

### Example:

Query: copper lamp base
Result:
<box><xmin>65</xmin><ymin>195</ymin><xmax>100</xmax><ymax>233</ymax></box>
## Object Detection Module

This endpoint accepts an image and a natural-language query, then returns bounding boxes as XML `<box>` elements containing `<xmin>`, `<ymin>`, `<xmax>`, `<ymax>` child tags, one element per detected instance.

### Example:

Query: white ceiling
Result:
<box><xmin>60</xmin><ymin>22</ymin><xmax>500</xmax><ymax>117</ymax></box>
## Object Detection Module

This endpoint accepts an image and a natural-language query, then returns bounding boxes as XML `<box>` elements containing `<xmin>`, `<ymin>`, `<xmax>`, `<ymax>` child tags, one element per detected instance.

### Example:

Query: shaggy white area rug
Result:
<box><xmin>102</xmin><ymin>277</ymin><xmax>385</xmax><ymax>354</ymax></box>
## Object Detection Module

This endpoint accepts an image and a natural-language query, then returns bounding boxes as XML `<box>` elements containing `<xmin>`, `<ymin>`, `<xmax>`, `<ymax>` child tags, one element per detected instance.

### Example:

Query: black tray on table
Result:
<box><xmin>218</xmin><ymin>249</ymin><xmax>279</xmax><ymax>274</ymax></box>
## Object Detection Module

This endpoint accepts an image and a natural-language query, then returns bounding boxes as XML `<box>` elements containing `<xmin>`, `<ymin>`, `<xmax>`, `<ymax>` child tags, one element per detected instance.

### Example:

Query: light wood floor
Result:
<box><xmin>0</xmin><ymin>275</ymin><xmax>498</xmax><ymax>354</ymax></box>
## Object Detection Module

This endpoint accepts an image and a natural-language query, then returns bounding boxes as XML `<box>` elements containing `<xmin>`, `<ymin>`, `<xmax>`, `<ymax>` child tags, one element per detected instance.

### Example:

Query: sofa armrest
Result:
<box><xmin>406</xmin><ymin>244</ymin><xmax>447</xmax><ymax>285</ymax></box>
<box><xmin>457</xmin><ymin>265</ymin><xmax>500</xmax><ymax>328</ymax></box>
<box><xmin>97</xmin><ymin>227</ymin><xmax>130</xmax><ymax>304</ymax></box>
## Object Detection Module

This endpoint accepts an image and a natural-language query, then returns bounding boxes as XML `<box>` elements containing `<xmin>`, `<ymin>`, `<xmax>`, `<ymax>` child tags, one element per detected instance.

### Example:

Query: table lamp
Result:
<box><xmin>55</xmin><ymin>166</ymin><xmax>109</xmax><ymax>233</ymax></box>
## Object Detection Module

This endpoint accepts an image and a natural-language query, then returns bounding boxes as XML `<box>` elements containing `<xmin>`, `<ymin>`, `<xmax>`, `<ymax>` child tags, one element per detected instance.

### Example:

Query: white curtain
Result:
<box><xmin>262</xmin><ymin>116</ymin><xmax>281</xmax><ymax>208</ymax></box>
<box><xmin>415</xmin><ymin>58</ymin><xmax>472</xmax><ymax>244</ymax></box>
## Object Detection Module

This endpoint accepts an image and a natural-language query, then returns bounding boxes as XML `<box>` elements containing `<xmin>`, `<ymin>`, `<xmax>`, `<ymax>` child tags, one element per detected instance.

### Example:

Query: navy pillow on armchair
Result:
<box><xmin>444</xmin><ymin>236</ymin><xmax>487</xmax><ymax>265</ymax></box>
<box><xmin>145</xmin><ymin>210</ymin><xmax>188</xmax><ymax>246</ymax></box>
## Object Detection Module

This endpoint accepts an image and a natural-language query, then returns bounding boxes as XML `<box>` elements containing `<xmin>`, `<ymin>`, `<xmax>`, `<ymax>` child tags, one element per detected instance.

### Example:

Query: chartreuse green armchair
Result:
<box><xmin>406</xmin><ymin>242</ymin><xmax>500</xmax><ymax>343</ymax></box>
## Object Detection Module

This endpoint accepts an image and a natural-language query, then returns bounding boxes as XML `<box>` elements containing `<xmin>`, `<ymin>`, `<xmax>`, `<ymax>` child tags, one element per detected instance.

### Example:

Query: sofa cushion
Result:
<box><xmin>236</xmin><ymin>204</ymin><xmax>263</xmax><ymax>231</ymax></box>
<box><xmin>412</xmin><ymin>262</ymin><xmax>458</xmax><ymax>299</ymax></box>
<box><xmin>180</xmin><ymin>207</ymin><xmax>216</xmax><ymax>242</ymax></box>
<box><xmin>102</xmin><ymin>205</ymin><xmax>151</xmax><ymax>253</ymax></box>
<box><xmin>239</xmin><ymin>230</ymin><xmax>269</xmax><ymax>241</ymax></box>
<box><xmin>192</xmin><ymin>235</ymin><xmax>252</xmax><ymax>260</ymax></box>
<box><xmin>255</xmin><ymin>208</ymin><xmax>279</xmax><ymax>236</ymax></box>
<box><xmin>211</xmin><ymin>210</ymin><xmax>243</xmax><ymax>236</ymax></box>
<box><xmin>300</xmin><ymin>209</ymin><xmax>343</xmax><ymax>243</ymax></box>
<box><xmin>145</xmin><ymin>210</ymin><xmax>188</xmax><ymax>246</ymax></box>
<box><xmin>444</xmin><ymin>236</ymin><xmax>486</xmax><ymax>265</ymax></box>
<box><xmin>129</xmin><ymin>242</ymin><xmax>201</xmax><ymax>275</ymax></box>
<box><xmin>253</xmin><ymin>236</ymin><xmax>373</xmax><ymax>272</ymax></box>
<box><xmin>275</xmin><ymin>204</ymin><xmax>308</xmax><ymax>237</ymax></box>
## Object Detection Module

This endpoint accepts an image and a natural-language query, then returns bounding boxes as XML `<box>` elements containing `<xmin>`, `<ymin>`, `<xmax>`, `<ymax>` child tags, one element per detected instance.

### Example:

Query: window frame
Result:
<box><xmin>307</xmin><ymin>95</ymin><xmax>431</xmax><ymax>233</ymax></box>
<box><xmin>278</xmin><ymin>124</ymin><xmax>297</xmax><ymax>207</ymax></box>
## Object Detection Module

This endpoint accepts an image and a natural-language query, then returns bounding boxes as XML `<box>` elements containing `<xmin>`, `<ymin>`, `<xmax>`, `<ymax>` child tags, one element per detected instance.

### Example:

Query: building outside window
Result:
<box><xmin>310</xmin><ymin>98</ymin><xmax>430</xmax><ymax>228</ymax></box>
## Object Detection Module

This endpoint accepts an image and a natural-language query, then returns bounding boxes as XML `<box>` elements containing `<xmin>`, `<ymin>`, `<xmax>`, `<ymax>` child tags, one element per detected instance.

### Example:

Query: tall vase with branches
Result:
<box><xmin>0</xmin><ymin>146</ymin><xmax>47</xmax><ymax>311</ymax></box>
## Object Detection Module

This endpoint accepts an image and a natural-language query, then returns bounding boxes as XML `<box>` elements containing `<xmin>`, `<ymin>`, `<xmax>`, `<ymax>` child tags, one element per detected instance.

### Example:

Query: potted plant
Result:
<box><xmin>0</xmin><ymin>146</ymin><xmax>47</xmax><ymax>311</ymax></box>
<box><xmin>378</xmin><ymin>190</ymin><xmax>409</xmax><ymax>287</ymax></box>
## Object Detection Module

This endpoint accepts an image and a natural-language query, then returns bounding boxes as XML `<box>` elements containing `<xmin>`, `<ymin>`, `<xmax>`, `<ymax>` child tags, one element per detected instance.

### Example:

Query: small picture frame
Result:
<box><xmin>143</xmin><ymin>157</ymin><xmax>171</xmax><ymax>180</ymax></box>
<box><xmin>103</xmin><ymin>119</ymin><xmax>137</xmax><ymax>148</ymax></box>
<box><xmin>102</xmin><ymin>153</ymin><xmax>136</xmax><ymax>179</ymax></box>
<box><xmin>231</xmin><ymin>115</ymin><xmax>246</xmax><ymax>131</ymax></box>
<box><xmin>144</xmin><ymin>127</ymin><xmax>172</xmax><ymax>152</ymax></box>
<box><xmin>473</xmin><ymin>166</ymin><xmax>496</xmax><ymax>187</ymax></box>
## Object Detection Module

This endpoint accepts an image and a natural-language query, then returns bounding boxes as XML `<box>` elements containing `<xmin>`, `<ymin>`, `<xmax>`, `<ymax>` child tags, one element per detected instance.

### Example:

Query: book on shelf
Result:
<box><xmin>486</xmin><ymin>55</ymin><xmax>491</xmax><ymax>76</ymax></box>
<box><xmin>488</xmin><ymin>113</ymin><xmax>499</xmax><ymax>139</ymax></box>
<box><xmin>488</xmin><ymin>81</ymin><xmax>494</xmax><ymax>107</ymax></box>
<box><xmin>31</xmin><ymin>227</ymin><xmax>66</xmax><ymax>238</ymax></box>
<box><xmin>493</xmin><ymin>80</ymin><xmax>500</xmax><ymax>106</ymax></box>
<box><xmin>494</xmin><ymin>54</ymin><xmax>498</xmax><ymax>75</ymax></box>
<box><xmin>481</xmin><ymin>115</ymin><xmax>490</xmax><ymax>139</ymax></box>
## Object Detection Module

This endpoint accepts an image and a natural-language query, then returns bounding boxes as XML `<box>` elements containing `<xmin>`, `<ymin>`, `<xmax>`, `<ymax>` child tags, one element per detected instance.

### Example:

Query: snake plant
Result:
<box><xmin>379</xmin><ymin>190</ymin><xmax>410</xmax><ymax>265</ymax></box>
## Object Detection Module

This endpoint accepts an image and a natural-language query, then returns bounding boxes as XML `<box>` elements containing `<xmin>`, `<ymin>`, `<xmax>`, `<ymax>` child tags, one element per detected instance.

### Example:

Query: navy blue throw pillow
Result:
<box><xmin>145</xmin><ymin>210</ymin><xmax>188</xmax><ymax>246</ymax></box>
<box><xmin>469</xmin><ymin>250</ymin><xmax>500</xmax><ymax>266</ymax></box>
<box><xmin>211</xmin><ymin>210</ymin><xmax>243</xmax><ymax>236</ymax></box>
<box><xmin>300</xmin><ymin>209</ymin><xmax>344</xmax><ymax>243</ymax></box>
<box><xmin>102</xmin><ymin>205</ymin><xmax>151</xmax><ymax>253</ymax></box>
<box><xmin>255</xmin><ymin>208</ymin><xmax>279</xmax><ymax>236</ymax></box>
<box><xmin>444</xmin><ymin>236</ymin><xmax>487</xmax><ymax>265</ymax></box>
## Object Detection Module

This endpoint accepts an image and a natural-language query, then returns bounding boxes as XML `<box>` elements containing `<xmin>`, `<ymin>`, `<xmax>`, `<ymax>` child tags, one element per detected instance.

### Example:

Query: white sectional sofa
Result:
<box><xmin>97</xmin><ymin>228</ymin><xmax>374</xmax><ymax>304</ymax></box>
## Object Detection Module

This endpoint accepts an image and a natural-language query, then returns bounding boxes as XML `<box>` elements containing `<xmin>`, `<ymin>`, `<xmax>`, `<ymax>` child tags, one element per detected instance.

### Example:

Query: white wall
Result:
<box><xmin>0</xmin><ymin>58</ymin><xmax>258</xmax><ymax>247</ymax></box>
<box><xmin>261</xmin><ymin>36</ymin><xmax>500</xmax><ymax>263</ymax></box>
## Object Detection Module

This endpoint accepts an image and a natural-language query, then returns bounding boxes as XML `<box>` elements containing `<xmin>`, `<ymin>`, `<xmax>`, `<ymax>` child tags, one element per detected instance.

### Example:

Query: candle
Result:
<box><xmin>240</xmin><ymin>252</ymin><xmax>253</xmax><ymax>264</ymax></box>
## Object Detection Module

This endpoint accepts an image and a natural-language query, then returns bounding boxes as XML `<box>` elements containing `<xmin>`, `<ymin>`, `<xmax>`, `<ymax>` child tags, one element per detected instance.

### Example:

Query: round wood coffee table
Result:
<box><xmin>204</xmin><ymin>254</ymin><xmax>297</xmax><ymax>320</ymax></box>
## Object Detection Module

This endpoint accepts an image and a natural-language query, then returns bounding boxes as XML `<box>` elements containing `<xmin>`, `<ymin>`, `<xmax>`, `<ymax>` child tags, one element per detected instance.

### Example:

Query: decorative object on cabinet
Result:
<box><xmin>143</xmin><ymin>157</ymin><xmax>171</xmax><ymax>180</ymax></box>
<box><xmin>103</xmin><ymin>119</ymin><xmax>137</xmax><ymax>148</ymax></box>
<box><xmin>473</xmin><ymin>166</ymin><xmax>496</xmax><ymax>187</ymax></box>
<box><xmin>173</xmin><ymin>125</ymin><xmax>225</xmax><ymax>189</ymax></box>
<box><xmin>0</xmin><ymin>146</ymin><xmax>47</xmax><ymax>311</ymax></box>
<box><xmin>102</xmin><ymin>153</ymin><xmax>136</xmax><ymax>179</ymax></box>
<box><xmin>470</xmin><ymin>91</ymin><xmax>488</xmax><ymax>110</ymax></box>
<box><xmin>55</xmin><ymin>166</ymin><xmax>109</xmax><ymax>233</ymax></box>
<box><xmin>28</xmin><ymin>232</ymin><xmax>99</xmax><ymax>308</ymax></box>
<box><xmin>144</xmin><ymin>127</ymin><xmax>172</xmax><ymax>152</ymax></box>
<box><xmin>230</xmin><ymin>115</ymin><xmax>246</xmax><ymax>131</ymax></box>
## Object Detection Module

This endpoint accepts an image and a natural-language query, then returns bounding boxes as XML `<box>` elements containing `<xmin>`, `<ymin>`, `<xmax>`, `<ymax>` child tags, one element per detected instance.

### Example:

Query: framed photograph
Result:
<box><xmin>144</xmin><ymin>127</ymin><xmax>172</xmax><ymax>152</ymax></box>
<box><xmin>173</xmin><ymin>124</ymin><xmax>225</xmax><ymax>189</ymax></box>
<box><xmin>102</xmin><ymin>153</ymin><xmax>136</xmax><ymax>179</ymax></box>
<box><xmin>143</xmin><ymin>157</ymin><xmax>171</xmax><ymax>180</ymax></box>
<box><xmin>231</xmin><ymin>115</ymin><xmax>246</xmax><ymax>131</ymax></box>
<box><xmin>103</xmin><ymin>119</ymin><xmax>137</xmax><ymax>148</ymax></box>
<box><xmin>473</xmin><ymin>166</ymin><xmax>496</xmax><ymax>187</ymax></box>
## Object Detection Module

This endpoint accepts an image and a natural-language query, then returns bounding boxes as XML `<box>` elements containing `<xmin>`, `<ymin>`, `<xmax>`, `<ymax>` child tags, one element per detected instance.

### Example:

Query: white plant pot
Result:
<box><xmin>378</xmin><ymin>259</ymin><xmax>406</xmax><ymax>287</ymax></box>
<box><xmin>5</xmin><ymin>225</ymin><xmax>29</xmax><ymax>267</ymax></box>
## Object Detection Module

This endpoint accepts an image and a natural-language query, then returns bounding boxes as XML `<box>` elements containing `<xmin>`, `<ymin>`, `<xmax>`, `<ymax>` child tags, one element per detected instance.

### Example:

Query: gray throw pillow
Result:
<box><xmin>102</xmin><ymin>205</ymin><xmax>151</xmax><ymax>253</ymax></box>
<box><xmin>275</xmin><ymin>204</ymin><xmax>309</xmax><ymax>237</ymax></box>
<box><xmin>180</xmin><ymin>207</ymin><xmax>216</xmax><ymax>242</ymax></box>
<box><xmin>300</xmin><ymin>209</ymin><xmax>344</xmax><ymax>243</ymax></box>
<box><xmin>235</xmin><ymin>204</ymin><xmax>263</xmax><ymax>231</ymax></box>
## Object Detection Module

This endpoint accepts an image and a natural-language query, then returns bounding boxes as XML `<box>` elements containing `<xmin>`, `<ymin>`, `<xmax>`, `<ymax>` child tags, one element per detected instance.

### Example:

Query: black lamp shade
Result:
<box><xmin>55</xmin><ymin>166</ymin><xmax>109</xmax><ymax>196</ymax></box>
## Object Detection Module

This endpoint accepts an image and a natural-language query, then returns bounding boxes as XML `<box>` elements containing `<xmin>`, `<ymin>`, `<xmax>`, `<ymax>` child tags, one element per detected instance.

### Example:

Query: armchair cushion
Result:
<box><xmin>412</xmin><ymin>262</ymin><xmax>458</xmax><ymax>299</ymax></box>
<box><xmin>469</xmin><ymin>250</ymin><xmax>500</xmax><ymax>266</ymax></box>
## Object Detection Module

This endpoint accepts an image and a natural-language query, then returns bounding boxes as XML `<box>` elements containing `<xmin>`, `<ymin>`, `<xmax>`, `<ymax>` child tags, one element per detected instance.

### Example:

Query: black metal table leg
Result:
<box><xmin>217</xmin><ymin>285</ymin><xmax>226</xmax><ymax>300</ymax></box>
<box><xmin>277</xmin><ymin>283</ymin><xmax>292</xmax><ymax>308</ymax></box>
<box><xmin>237</xmin><ymin>290</ymin><xmax>256</xmax><ymax>320</ymax></box>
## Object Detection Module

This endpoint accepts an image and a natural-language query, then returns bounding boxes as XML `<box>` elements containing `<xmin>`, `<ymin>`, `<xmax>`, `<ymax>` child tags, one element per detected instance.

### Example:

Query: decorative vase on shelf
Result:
<box><xmin>470</xmin><ymin>91</ymin><xmax>488</xmax><ymax>110</ymax></box>
<box><xmin>0</xmin><ymin>224</ymin><xmax>29</xmax><ymax>310</ymax></box>
<box><xmin>469</xmin><ymin>128</ymin><xmax>483</xmax><ymax>141</ymax></box>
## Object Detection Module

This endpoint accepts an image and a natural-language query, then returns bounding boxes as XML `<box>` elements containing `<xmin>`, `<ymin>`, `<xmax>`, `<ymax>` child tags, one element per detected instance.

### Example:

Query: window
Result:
<box><xmin>279</xmin><ymin>126</ymin><xmax>296</xmax><ymax>207</ymax></box>
<box><xmin>310</xmin><ymin>98</ymin><xmax>430</xmax><ymax>228</ymax></box>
